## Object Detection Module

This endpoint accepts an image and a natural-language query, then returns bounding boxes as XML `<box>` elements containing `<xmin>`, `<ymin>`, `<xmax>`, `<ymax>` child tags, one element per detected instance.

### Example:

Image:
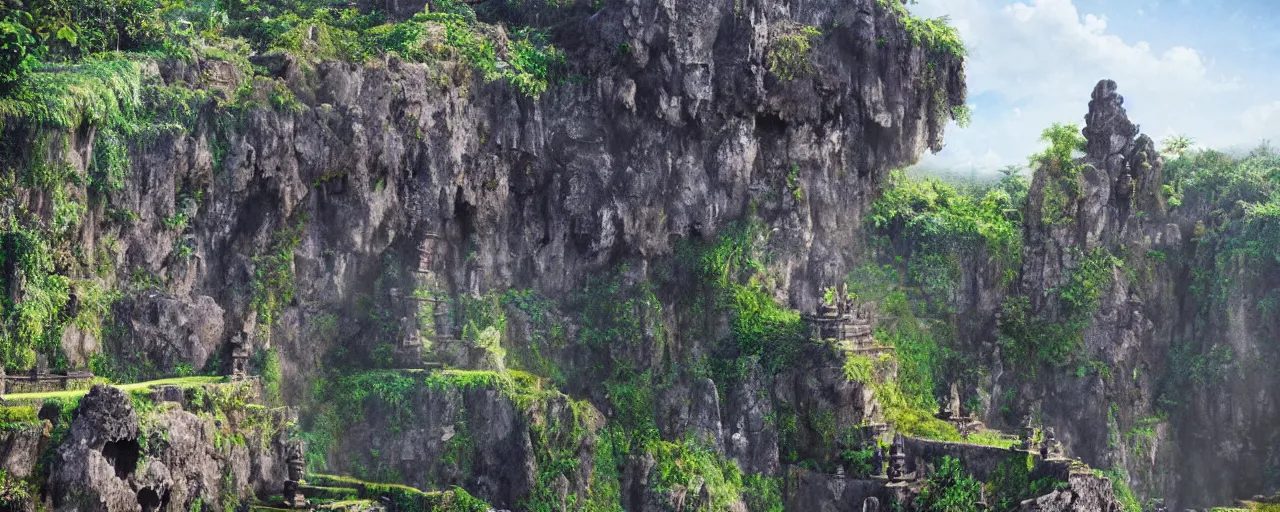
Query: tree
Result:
<box><xmin>1160</xmin><ymin>134</ymin><xmax>1195</xmax><ymax>158</ymax></box>
<box><xmin>0</xmin><ymin>11</ymin><xmax>40</xmax><ymax>88</ymax></box>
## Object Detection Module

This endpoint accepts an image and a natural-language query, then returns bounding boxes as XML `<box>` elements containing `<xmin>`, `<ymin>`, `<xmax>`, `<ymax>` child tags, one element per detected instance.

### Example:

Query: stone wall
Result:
<box><xmin>903</xmin><ymin>436</ymin><xmax>1026</xmax><ymax>481</ymax></box>
<box><xmin>2</xmin><ymin>373</ymin><xmax>94</xmax><ymax>395</ymax></box>
<box><xmin>783</xmin><ymin>466</ymin><xmax>889</xmax><ymax>511</ymax></box>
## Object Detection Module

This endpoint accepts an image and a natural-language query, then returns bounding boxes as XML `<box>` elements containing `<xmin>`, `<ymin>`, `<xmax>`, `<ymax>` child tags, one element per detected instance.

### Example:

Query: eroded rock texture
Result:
<box><xmin>957</xmin><ymin>79</ymin><xmax>1280</xmax><ymax>509</ymax></box>
<box><xmin>2</xmin><ymin>0</ymin><xmax>972</xmax><ymax>508</ymax></box>
<box><xmin>42</xmin><ymin>384</ymin><xmax>292</xmax><ymax>512</ymax></box>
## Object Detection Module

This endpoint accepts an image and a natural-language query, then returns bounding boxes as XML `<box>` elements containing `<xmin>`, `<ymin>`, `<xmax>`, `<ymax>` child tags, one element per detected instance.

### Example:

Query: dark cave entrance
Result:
<box><xmin>136</xmin><ymin>487</ymin><xmax>168</xmax><ymax>512</ymax></box>
<box><xmin>101</xmin><ymin>438</ymin><xmax>141</xmax><ymax>479</ymax></box>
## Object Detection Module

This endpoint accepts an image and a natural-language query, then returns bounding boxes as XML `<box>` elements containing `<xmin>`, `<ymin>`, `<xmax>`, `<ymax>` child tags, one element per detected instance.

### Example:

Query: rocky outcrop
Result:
<box><xmin>1019</xmin><ymin>467</ymin><xmax>1125</xmax><ymax>512</ymax></box>
<box><xmin>982</xmin><ymin>79</ymin><xmax>1279</xmax><ymax>508</ymax></box>
<box><xmin>0</xmin><ymin>424</ymin><xmax>43</xmax><ymax>481</ymax></box>
<box><xmin>37</xmin><ymin>383</ymin><xmax>294</xmax><ymax>512</ymax></box>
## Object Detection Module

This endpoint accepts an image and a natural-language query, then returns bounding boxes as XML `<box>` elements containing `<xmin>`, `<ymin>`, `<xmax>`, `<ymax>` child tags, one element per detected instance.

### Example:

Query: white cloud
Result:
<box><xmin>1241</xmin><ymin>101</ymin><xmax>1280</xmax><ymax>144</ymax></box>
<box><xmin>909</xmin><ymin>0</ymin><xmax>1280</xmax><ymax>174</ymax></box>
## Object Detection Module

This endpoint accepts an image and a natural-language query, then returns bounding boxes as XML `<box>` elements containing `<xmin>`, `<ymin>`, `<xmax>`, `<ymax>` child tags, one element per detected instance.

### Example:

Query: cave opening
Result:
<box><xmin>136</xmin><ymin>487</ymin><xmax>168</xmax><ymax>512</ymax></box>
<box><xmin>101</xmin><ymin>438</ymin><xmax>141</xmax><ymax>479</ymax></box>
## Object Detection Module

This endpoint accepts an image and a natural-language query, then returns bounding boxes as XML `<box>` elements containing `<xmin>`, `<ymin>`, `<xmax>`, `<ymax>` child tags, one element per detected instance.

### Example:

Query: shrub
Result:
<box><xmin>916</xmin><ymin>456</ymin><xmax>982</xmax><ymax>512</ymax></box>
<box><xmin>767</xmin><ymin>23</ymin><xmax>820</xmax><ymax>80</ymax></box>
<box><xmin>0</xmin><ymin>13</ymin><xmax>40</xmax><ymax>88</ymax></box>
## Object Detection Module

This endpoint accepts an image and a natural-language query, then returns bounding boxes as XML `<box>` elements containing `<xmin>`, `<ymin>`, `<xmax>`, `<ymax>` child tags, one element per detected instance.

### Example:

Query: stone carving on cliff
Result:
<box><xmin>872</xmin><ymin>443</ymin><xmax>886</xmax><ymax>478</ymax></box>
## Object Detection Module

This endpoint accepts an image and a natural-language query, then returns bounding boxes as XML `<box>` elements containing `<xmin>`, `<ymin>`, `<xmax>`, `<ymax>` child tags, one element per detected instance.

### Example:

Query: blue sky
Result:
<box><xmin>910</xmin><ymin>0</ymin><xmax>1280</xmax><ymax>174</ymax></box>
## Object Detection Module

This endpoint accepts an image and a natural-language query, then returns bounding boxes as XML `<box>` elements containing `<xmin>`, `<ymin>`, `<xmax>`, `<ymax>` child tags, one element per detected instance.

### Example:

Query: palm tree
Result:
<box><xmin>1160</xmin><ymin>135</ymin><xmax>1195</xmax><ymax>158</ymax></box>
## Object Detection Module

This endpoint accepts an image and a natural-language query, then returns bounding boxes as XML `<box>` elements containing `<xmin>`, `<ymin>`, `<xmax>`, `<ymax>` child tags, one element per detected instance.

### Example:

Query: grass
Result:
<box><xmin>963</xmin><ymin>430</ymin><xmax>1019</xmax><ymax>449</ymax></box>
<box><xmin>1</xmin><ymin>375</ymin><xmax>224</xmax><ymax>402</ymax></box>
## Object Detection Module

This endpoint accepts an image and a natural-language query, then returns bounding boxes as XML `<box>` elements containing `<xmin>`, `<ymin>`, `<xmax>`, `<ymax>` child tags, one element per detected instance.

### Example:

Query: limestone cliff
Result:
<box><xmin>863</xmin><ymin>79</ymin><xmax>1280</xmax><ymax>510</ymax></box>
<box><xmin>0</xmin><ymin>0</ymin><xmax>979</xmax><ymax>509</ymax></box>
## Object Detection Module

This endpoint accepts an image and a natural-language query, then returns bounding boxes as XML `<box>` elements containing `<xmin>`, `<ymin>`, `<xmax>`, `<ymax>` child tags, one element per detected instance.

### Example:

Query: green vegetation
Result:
<box><xmin>876</xmin><ymin>0</ymin><xmax>966</xmax><ymax>58</ymax></box>
<box><xmin>0</xmin><ymin>375</ymin><xmax>223</xmax><ymax>402</ymax></box>
<box><xmin>2</xmin><ymin>0</ymin><xmax>565</xmax><ymax>97</ymax></box>
<box><xmin>1096</xmin><ymin>468</ymin><xmax>1141</xmax><ymax>512</ymax></box>
<box><xmin>309</xmin><ymin>474</ymin><xmax>491</xmax><ymax>512</ymax></box>
<box><xmin>870</xmin><ymin>170</ymin><xmax>1022</xmax><ymax>313</ymax></box>
<box><xmin>0</xmin><ymin>468</ymin><xmax>32</xmax><ymax>509</ymax></box>
<box><xmin>500</xmin><ymin>289</ymin><xmax>567</xmax><ymax>384</ymax></box>
<box><xmin>647</xmin><ymin>438</ymin><xmax>750</xmax><ymax>512</ymax></box>
<box><xmin>251</xmin><ymin>218</ymin><xmax>305</xmax><ymax>331</ymax></box>
<box><xmin>1030</xmin><ymin>123</ymin><xmax>1086</xmax><ymax>226</ymax></box>
<box><xmin>0</xmin><ymin>405</ymin><xmax>39</xmax><ymax>430</ymax></box>
<box><xmin>691</xmin><ymin>219</ymin><xmax>806</xmax><ymax>378</ymax></box>
<box><xmin>998</xmin><ymin>247</ymin><xmax>1120</xmax><ymax>374</ymax></box>
<box><xmin>915</xmin><ymin>456</ymin><xmax>982</xmax><ymax>512</ymax></box>
<box><xmin>256</xmin><ymin>347</ymin><xmax>282</xmax><ymax>404</ymax></box>
<box><xmin>986</xmin><ymin>454</ymin><xmax>1061</xmax><ymax>512</ymax></box>
<box><xmin>841</xmin><ymin>260</ymin><xmax>966</xmax><ymax>441</ymax></box>
<box><xmin>767</xmin><ymin>23</ymin><xmax>821</xmax><ymax>80</ymax></box>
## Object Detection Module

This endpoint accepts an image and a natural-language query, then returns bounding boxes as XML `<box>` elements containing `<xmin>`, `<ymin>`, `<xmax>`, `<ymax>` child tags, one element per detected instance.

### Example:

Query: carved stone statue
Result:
<box><xmin>939</xmin><ymin>382</ymin><xmax>962</xmax><ymax>420</ymax></box>
<box><xmin>1041</xmin><ymin>427</ymin><xmax>1065</xmax><ymax>460</ymax></box>
<box><xmin>433</xmin><ymin>300</ymin><xmax>453</xmax><ymax>340</ymax></box>
<box><xmin>64</xmin><ymin>285</ymin><xmax>80</xmax><ymax>321</ymax></box>
<box><xmin>949</xmin><ymin>383</ymin><xmax>961</xmax><ymax>417</ymax></box>
<box><xmin>417</xmin><ymin>233</ymin><xmax>439</xmax><ymax>273</ymax></box>
<box><xmin>399</xmin><ymin>315</ymin><xmax>421</xmax><ymax>348</ymax></box>
<box><xmin>872</xmin><ymin>443</ymin><xmax>885</xmax><ymax>477</ymax></box>
<box><xmin>287</xmin><ymin>441</ymin><xmax>306</xmax><ymax>482</ymax></box>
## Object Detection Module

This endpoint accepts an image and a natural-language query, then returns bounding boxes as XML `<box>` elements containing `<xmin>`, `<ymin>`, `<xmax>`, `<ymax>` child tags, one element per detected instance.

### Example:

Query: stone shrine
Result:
<box><xmin>803</xmin><ymin>284</ymin><xmax>877</xmax><ymax>349</ymax></box>
<box><xmin>887</xmin><ymin>433</ymin><xmax>910</xmax><ymax>482</ymax></box>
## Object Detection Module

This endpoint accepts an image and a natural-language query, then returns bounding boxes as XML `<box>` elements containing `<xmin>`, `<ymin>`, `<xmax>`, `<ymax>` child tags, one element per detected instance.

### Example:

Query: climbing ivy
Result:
<box><xmin>250</xmin><ymin>218</ymin><xmax>305</xmax><ymax>331</ymax></box>
<box><xmin>876</xmin><ymin>0</ymin><xmax>966</xmax><ymax>58</ymax></box>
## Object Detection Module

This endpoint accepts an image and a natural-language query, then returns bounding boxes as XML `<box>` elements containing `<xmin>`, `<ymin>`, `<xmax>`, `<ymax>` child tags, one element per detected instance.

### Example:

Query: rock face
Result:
<box><xmin>936</xmin><ymin>79</ymin><xmax>1280</xmax><ymax>509</ymax></box>
<box><xmin>39</xmin><ymin>384</ymin><xmax>293</xmax><ymax>512</ymax></box>
<box><xmin>1018</xmin><ymin>468</ymin><xmax>1125</xmax><ymax>512</ymax></box>
<box><xmin>2</xmin><ymin>0</ymin><xmax>969</xmax><ymax>508</ymax></box>
<box><xmin>0</xmin><ymin>425</ymin><xmax>43</xmax><ymax>481</ymax></box>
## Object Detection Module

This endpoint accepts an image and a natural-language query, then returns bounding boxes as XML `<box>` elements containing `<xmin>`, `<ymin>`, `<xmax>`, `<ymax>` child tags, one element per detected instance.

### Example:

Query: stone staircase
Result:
<box><xmin>249</xmin><ymin>474</ymin><xmax>488</xmax><ymax>512</ymax></box>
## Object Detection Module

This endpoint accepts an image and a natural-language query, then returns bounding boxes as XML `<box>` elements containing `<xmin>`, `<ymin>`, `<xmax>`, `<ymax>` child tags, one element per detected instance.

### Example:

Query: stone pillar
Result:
<box><xmin>229</xmin><ymin>332</ymin><xmax>250</xmax><ymax>381</ymax></box>
<box><xmin>887</xmin><ymin>433</ymin><xmax>908</xmax><ymax>482</ymax></box>
<box><xmin>283</xmin><ymin>440</ymin><xmax>308</xmax><ymax>508</ymax></box>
